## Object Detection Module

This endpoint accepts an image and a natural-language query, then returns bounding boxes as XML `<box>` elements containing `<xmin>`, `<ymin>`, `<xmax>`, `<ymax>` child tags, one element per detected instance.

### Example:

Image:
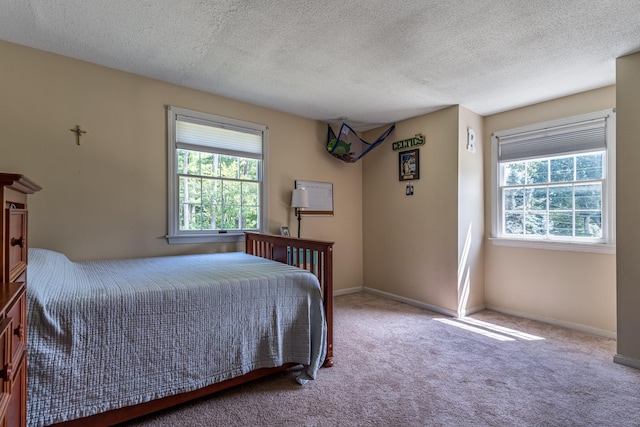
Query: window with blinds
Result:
<box><xmin>167</xmin><ymin>106</ymin><xmax>268</xmax><ymax>243</ymax></box>
<box><xmin>491</xmin><ymin>109</ymin><xmax>615</xmax><ymax>248</ymax></box>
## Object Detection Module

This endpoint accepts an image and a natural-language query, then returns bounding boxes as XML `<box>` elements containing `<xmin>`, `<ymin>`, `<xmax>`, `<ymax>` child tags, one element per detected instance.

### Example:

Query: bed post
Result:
<box><xmin>323</xmin><ymin>244</ymin><xmax>334</xmax><ymax>367</ymax></box>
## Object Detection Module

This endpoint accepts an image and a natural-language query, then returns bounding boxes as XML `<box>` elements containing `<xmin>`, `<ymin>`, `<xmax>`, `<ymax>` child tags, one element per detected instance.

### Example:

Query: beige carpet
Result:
<box><xmin>122</xmin><ymin>292</ymin><xmax>640</xmax><ymax>427</ymax></box>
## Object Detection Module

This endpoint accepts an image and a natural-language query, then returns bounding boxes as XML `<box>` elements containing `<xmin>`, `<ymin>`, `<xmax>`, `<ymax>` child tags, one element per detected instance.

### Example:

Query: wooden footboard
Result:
<box><xmin>244</xmin><ymin>232</ymin><xmax>334</xmax><ymax>368</ymax></box>
<box><xmin>51</xmin><ymin>233</ymin><xmax>334</xmax><ymax>427</ymax></box>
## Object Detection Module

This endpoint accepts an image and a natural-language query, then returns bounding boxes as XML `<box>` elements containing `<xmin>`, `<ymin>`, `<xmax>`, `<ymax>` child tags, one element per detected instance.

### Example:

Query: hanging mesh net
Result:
<box><xmin>327</xmin><ymin>122</ymin><xmax>395</xmax><ymax>163</ymax></box>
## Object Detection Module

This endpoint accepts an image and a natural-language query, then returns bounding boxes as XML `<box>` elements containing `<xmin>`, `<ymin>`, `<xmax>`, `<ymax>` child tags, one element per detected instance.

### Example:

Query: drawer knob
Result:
<box><xmin>14</xmin><ymin>325</ymin><xmax>23</xmax><ymax>338</ymax></box>
<box><xmin>10</xmin><ymin>236</ymin><xmax>25</xmax><ymax>248</ymax></box>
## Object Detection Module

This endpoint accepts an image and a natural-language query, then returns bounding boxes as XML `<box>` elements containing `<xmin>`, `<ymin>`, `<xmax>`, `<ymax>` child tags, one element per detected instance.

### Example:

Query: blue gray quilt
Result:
<box><xmin>26</xmin><ymin>249</ymin><xmax>326</xmax><ymax>426</ymax></box>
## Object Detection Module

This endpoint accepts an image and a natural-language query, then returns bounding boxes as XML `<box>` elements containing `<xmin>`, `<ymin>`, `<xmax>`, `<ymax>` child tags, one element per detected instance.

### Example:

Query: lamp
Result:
<box><xmin>291</xmin><ymin>188</ymin><xmax>309</xmax><ymax>238</ymax></box>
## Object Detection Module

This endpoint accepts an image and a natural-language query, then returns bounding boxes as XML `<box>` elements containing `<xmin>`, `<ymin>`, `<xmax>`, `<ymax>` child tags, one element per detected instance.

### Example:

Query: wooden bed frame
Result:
<box><xmin>51</xmin><ymin>232</ymin><xmax>334</xmax><ymax>427</ymax></box>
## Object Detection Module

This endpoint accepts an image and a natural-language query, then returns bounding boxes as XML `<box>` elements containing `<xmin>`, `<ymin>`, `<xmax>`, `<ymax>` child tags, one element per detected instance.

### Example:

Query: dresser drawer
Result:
<box><xmin>0</xmin><ymin>317</ymin><xmax>11</xmax><ymax>410</ymax></box>
<box><xmin>5</xmin><ymin>210</ymin><xmax>27</xmax><ymax>283</ymax></box>
<box><xmin>5</xmin><ymin>355</ymin><xmax>25</xmax><ymax>427</ymax></box>
<box><xmin>6</xmin><ymin>289</ymin><xmax>25</xmax><ymax>365</ymax></box>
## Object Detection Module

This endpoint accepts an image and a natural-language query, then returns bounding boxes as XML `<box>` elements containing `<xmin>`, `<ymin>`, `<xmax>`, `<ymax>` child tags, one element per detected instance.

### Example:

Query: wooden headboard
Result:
<box><xmin>244</xmin><ymin>232</ymin><xmax>334</xmax><ymax>367</ymax></box>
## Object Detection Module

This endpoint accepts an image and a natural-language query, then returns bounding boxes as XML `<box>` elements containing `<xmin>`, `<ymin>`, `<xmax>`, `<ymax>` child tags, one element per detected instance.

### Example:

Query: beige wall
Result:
<box><xmin>483</xmin><ymin>86</ymin><xmax>617</xmax><ymax>335</ymax></box>
<box><xmin>616</xmin><ymin>51</ymin><xmax>640</xmax><ymax>365</ymax></box>
<box><xmin>0</xmin><ymin>39</ymin><xmax>625</xmax><ymax>338</ymax></box>
<box><xmin>458</xmin><ymin>106</ymin><xmax>485</xmax><ymax>315</ymax></box>
<box><xmin>0</xmin><ymin>40</ymin><xmax>363</xmax><ymax>292</ymax></box>
<box><xmin>362</xmin><ymin>107</ymin><xmax>461</xmax><ymax>313</ymax></box>
<box><xmin>362</xmin><ymin>106</ymin><xmax>485</xmax><ymax>316</ymax></box>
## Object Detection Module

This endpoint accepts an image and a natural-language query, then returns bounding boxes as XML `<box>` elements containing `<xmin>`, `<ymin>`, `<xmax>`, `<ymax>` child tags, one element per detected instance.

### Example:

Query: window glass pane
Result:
<box><xmin>210</xmin><ymin>154</ymin><xmax>221</xmax><ymax>177</ymax></box>
<box><xmin>525</xmin><ymin>213</ymin><xmax>547</xmax><ymax>235</ymax></box>
<box><xmin>575</xmin><ymin>183</ymin><xmax>602</xmax><ymax>209</ymax></box>
<box><xmin>242</xmin><ymin>182</ymin><xmax>259</xmax><ymax>206</ymax></box>
<box><xmin>503</xmin><ymin>162</ymin><xmax>525</xmax><ymax>185</ymax></box>
<box><xmin>576</xmin><ymin>153</ymin><xmax>603</xmax><ymax>181</ymax></box>
<box><xmin>241</xmin><ymin>182</ymin><xmax>259</xmax><ymax>229</ymax></box>
<box><xmin>242</xmin><ymin>206</ymin><xmax>259</xmax><ymax>229</ymax></box>
<box><xmin>526</xmin><ymin>160</ymin><xmax>548</xmax><ymax>184</ymax></box>
<box><xmin>200</xmin><ymin>152</ymin><xmax>214</xmax><ymax>176</ymax></box>
<box><xmin>177</xmin><ymin>149</ymin><xmax>186</xmax><ymax>173</ymax></box>
<box><xmin>220</xmin><ymin>205</ymin><xmax>240</xmax><ymax>229</ymax></box>
<box><xmin>180</xmin><ymin>203</ymin><xmax>203</xmax><ymax>230</ymax></box>
<box><xmin>504</xmin><ymin>188</ymin><xmax>524</xmax><ymax>210</ymax></box>
<box><xmin>218</xmin><ymin>155</ymin><xmax>240</xmax><ymax>179</ymax></box>
<box><xmin>201</xmin><ymin>178</ymin><xmax>222</xmax><ymax>205</ymax></box>
<box><xmin>177</xmin><ymin>150</ymin><xmax>203</xmax><ymax>175</ymax></box>
<box><xmin>239</xmin><ymin>158</ymin><xmax>259</xmax><ymax>180</ymax></box>
<box><xmin>224</xmin><ymin>181</ymin><xmax>241</xmax><ymax>206</ymax></box>
<box><xmin>504</xmin><ymin>212</ymin><xmax>524</xmax><ymax>235</ymax></box>
<box><xmin>199</xmin><ymin>204</ymin><xmax>214</xmax><ymax>230</ymax></box>
<box><xmin>575</xmin><ymin>211</ymin><xmax>602</xmax><ymax>238</ymax></box>
<box><xmin>180</xmin><ymin>177</ymin><xmax>202</xmax><ymax>204</ymax></box>
<box><xmin>525</xmin><ymin>187</ymin><xmax>547</xmax><ymax>210</ymax></box>
<box><xmin>549</xmin><ymin>185</ymin><xmax>573</xmax><ymax>210</ymax></box>
<box><xmin>211</xmin><ymin>205</ymin><xmax>224</xmax><ymax>230</ymax></box>
<box><xmin>179</xmin><ymin>203</ymin><xmax>187</xmax><ymax>230</ymax></box>
<box><xmin>549</xmin><ymin>212</ymin><xmax>573</xmax><ymax>236</ymax></box>
<box><xmin>550</xmin><ymin>157</ymin><xmax>574</xmax><ymax>183</ymax></box>
<box><xmin>193</xmin><ymin>205</ymin><xmax>202</xmax><ymax>230</ymax></box>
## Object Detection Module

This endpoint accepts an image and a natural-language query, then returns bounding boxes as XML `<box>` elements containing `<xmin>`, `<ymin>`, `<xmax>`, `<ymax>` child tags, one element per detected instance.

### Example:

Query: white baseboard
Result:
<box><xmin>363</xmin><ymin>287</ymin><xmax>457</xmax><ymax>317</ymax></box>
<box><xmin>486</xmin><ymin>304</ymin><xmax>616</xmax><ymax>339</ymax></box>
<box><xmin>463</xmin><ymin>304</ymin><xmax>487</xmax><ymax>316</ymax></box>
<box><xmin>352</xmin><ymin>289</ymin><xmax>616</xmax><ymax>339</ymax></box>
<box><xmin>613</xmin><ymin>354</ymin><xmax>640</xmax><ymax>370</ymax></box>
<box><xmin>333</xmin><ymin>286</ymin><xmax>364</xmax><ymax>296</ymax></box>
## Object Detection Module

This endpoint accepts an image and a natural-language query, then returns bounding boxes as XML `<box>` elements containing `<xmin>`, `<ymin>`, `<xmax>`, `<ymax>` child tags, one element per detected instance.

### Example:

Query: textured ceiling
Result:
<box><xmin>1</xmin><ymin>1</ymin><xmax>639</xmax><ymax>130</ymax></box>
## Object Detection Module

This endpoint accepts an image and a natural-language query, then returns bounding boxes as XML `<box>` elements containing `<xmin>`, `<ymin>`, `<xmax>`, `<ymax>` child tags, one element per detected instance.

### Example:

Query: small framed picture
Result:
<box><xmin>280</xmin><ymin>226</ymin><xmax>290</xmax><ymax>237</ymax></box>
<box><xmin>399</xmin><ymin>149</ymin><xmax>420</xmax><ymax>181</ymax></box>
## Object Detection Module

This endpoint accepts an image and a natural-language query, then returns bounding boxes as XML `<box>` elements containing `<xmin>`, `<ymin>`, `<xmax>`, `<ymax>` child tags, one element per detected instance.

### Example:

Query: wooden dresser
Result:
<box><xmin>0</xmin><ymin>174</ymin><xmax>41</xmax><ymax>427</ymax></box>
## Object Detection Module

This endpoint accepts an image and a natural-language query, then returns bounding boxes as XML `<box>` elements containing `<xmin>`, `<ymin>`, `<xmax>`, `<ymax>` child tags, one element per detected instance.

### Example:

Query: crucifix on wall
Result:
<box><xmin>70</xmin><ymin>125</ymin><xmax>87</xmax><ymax>145</ymax></box>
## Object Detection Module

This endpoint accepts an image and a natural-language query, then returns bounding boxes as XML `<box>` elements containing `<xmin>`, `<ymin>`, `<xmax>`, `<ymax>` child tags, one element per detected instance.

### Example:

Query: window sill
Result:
<box><xmin>166</xmin><ymin>233</ymin><xmax>245</xmax><ymax>244</ymax></box>
<box><xmin>489</xmin><ymin>237</ymin><xmax>616</xmax><ymax>254</ymax></box>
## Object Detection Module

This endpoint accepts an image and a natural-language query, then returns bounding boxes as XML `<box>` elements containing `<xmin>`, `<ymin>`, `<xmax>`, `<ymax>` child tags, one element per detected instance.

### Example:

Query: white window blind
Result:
<box><xmin>497</xmin><ymin>118</ymin><xmax>606</xmax><ymax>162</ymax></box>
<box><xmin>176</xmin><ymin>115</ymin><xmax>263</xmax><ymax>159</ymax></box>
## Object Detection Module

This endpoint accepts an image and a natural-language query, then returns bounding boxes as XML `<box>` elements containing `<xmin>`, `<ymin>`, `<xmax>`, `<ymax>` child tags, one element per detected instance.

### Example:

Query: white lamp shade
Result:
<box><xmin>291</xmin><ymin>188</ymin><xmax>309</xmax><ymax>209</ymax></box>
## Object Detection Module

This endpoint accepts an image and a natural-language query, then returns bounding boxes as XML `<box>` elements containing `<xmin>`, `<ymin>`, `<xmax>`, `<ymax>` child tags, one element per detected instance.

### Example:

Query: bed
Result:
<box><xmin>26</xmin><ymin>232</ymin><xmax>334</xmax><ymax>427</ymax></box>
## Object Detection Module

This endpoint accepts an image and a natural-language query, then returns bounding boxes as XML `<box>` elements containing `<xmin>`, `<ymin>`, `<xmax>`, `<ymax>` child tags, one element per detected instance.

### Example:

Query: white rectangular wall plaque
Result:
<box><xmin>295</xmin><ymin>180</ymin><xmax>334</xmax><ymax>215</ymax></box>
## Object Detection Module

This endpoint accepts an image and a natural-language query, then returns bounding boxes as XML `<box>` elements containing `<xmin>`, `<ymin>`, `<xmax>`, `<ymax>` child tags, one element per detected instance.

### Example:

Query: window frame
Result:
<box><xmin>490</xmin><ymin>109</ymin><xmax>616</xmax><ymax>254</ymax></box>
<box><xmin>166</xmin><ymin>105</ymin><xmax>269</xmax><ymax>244</ymax></box>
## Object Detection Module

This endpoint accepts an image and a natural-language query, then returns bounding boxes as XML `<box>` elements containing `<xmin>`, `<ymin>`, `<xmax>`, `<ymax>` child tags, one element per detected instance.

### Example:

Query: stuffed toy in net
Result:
<box><xmin>327</xmin><ymin>122</ymin><xmax>395</xmax><ymax>163</ymax></box>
